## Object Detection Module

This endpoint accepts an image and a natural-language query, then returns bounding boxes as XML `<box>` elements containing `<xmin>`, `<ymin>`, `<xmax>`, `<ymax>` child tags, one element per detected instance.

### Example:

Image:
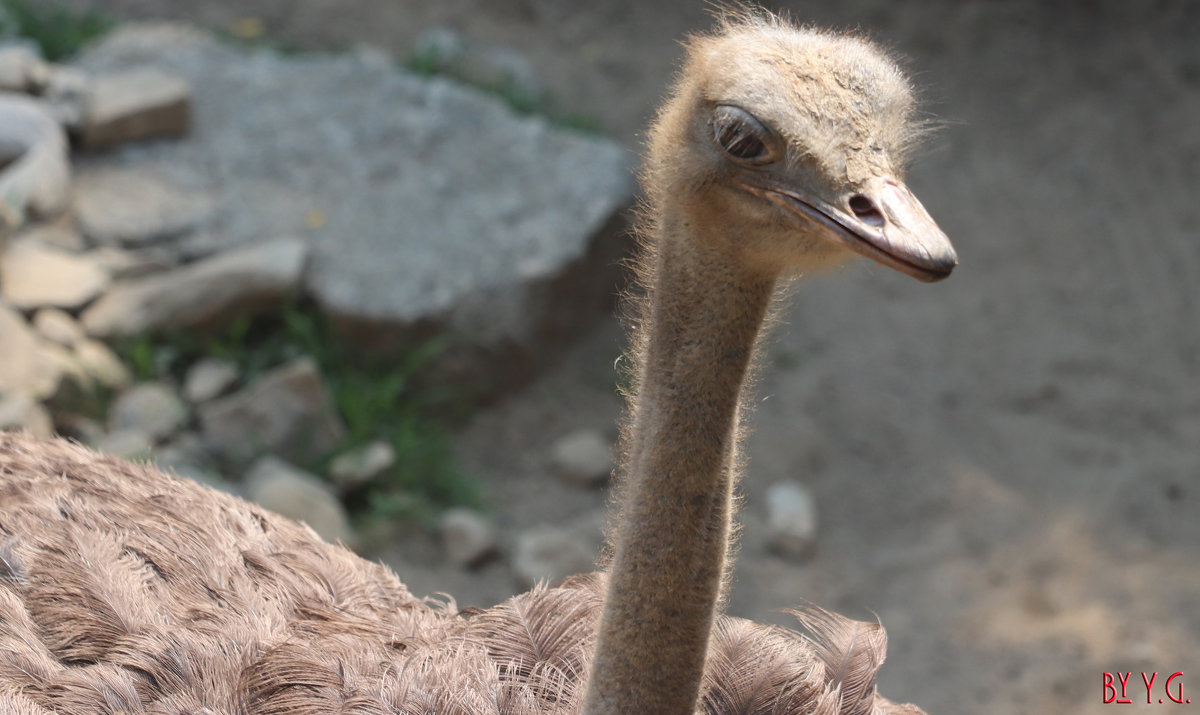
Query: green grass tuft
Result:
<box><xmin>0</xmin><ymin>0</ymin><xmax>113</xmax><ymax>62</ymax></box>
<box><xmin>112</xmin><ymin>300</ymin><xmax>481</xmax><ymax>523</ymax></box>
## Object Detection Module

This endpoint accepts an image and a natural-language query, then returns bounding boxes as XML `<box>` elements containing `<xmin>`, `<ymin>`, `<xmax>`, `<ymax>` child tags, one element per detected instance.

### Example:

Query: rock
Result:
<box><xmin>183</xmin><ymin>357</ymin><xmax>240</xmax><ymax>403</ymax></box>
<box><xmin>93</xmin><ymin>427</ymin><xmax>154</xmax><ymax>459</ymax></box>
<box><xmin>243</xmin><ymin>455</ymin><xmax>351</xmax><ymax>544</ymax></box>
<box><xmin>73</xmin><ymin>167</ymin><xmax>216</xmax><ymax>247</ymax></box>
<box><xmin>108</xmin><ymin>381</ymin><xmax>188</xmax><ymax>443</ymax></box>
<box><xmin>439</xmin><ymin>507</ymin><xmax>497</xmax><ymax>567</ymax></box>
<box><xmin>70</xmin><ymin>23</ymin><xmax>633</xmax><ymax>395</ymax></box>
<box><xmin>151</xmin><ymin>432</ymin><xmax>226</xmax><ymax>490</ymax></box>
<box><xmin>548</xmin><ymin>429</ymin><xmax>613</xmax><ymax>487</ymax></box>
<box><xmin>54</xmin><ymin>413</ymin><xmax>104</xmax><ymax>445</ymax></box>
<box><xmin>328</xmin><ymin>440</ymin><xmax>395</xmax><ymax>491</ymax></box>
<box><xmin>0</xmin><ymin>239</ymin><xmax>110</xmax><ymax>310</ymax></box>
<box><xmin>0</xmin><ymin>44</ymin><xmax>49</xmax><ymax>92</ymax></box>
<box><xmin>0</xmin><ymin>391</ymin><xmax>53</xmax><ymax>438</ymax></box>
<box><xmin>198</xmin><ymin>356</ymin><xmax>345</xmax><ymax>464</ymax></box>
<box><xmin>0</xmin><ymin>95</ymin><xmax>70</xmax><ymax>231</ymax></box>
<box><xmin>40</xmin><ymin>65</ymin><xmax>91</xmax><ymax>128</ymax></box>
<box><xmin>0</xmin><ymin>302</ymin><xmax>61</xmax><ymax>398</ymax></box>
<box><xmin>77</xmin><ymin>68</ymin><xmax>190</xmax><ymax>148</ymax></box>
<box><xmin>84</xmin><ymin>245</ymin><xmax>176</xmax><ymax>278</ymax></box>
<box><xmin>74</xmin><ymin>339</ymin><xmax>132</xmax><ymax>391</ymax></box>
<box><xmin>13</xmin><ymin>215</ymin><xmax>86</xmax><ymax>252</ymax></box>
<box><xmin>512</xmin><ymin>525</ymin><xmax>596</xmax><ymax>589</ymax></box>
<box><xmin>32</xmin><ymin>308</ymin><xmax>85</xmax><ymax>347</ymax></box>
<box><xmin>80</xmin><ymin>237</ymin><xmax>308</xmax><ymax>337</ymax></box>
<box><xmin>765</xmin><ymin>481</ymin><xmax>819</xmax><ymax>559</ymax></box>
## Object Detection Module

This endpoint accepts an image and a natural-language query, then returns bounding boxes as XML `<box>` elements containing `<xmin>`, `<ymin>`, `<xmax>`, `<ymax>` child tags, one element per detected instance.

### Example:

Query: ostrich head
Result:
<box><xmin>644</xmin><ymin>15</ymin><xmax>957</xmax><ymax>282</ymax></box>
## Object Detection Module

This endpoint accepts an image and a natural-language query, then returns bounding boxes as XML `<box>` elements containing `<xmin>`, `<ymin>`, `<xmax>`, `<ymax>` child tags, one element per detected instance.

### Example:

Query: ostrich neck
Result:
<box><xmin>583</xmin><ymin>212</ymin><xmax>777</xmax><ymax>714</ymax></box>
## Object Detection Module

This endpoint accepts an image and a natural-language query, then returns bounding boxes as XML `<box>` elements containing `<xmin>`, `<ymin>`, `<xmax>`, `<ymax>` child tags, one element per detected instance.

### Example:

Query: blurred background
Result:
<box><xmin>1</xmin><ymin>1</ymin><xmax>1197</xmax><ymax>712</ymax></box>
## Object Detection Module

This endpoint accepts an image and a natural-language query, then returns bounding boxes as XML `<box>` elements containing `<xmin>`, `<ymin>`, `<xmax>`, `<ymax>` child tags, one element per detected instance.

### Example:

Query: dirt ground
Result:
<box><xmin>79</xmin><ymin>1</ymin><xmax>1200</xmax><ymax>712</ymax></box>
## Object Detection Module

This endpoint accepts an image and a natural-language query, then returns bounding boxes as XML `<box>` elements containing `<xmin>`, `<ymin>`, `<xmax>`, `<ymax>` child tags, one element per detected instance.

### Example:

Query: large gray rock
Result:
<box><xmin>198</xmin><ymin>356</ymin><xmax>345</xmax><ymax>464</ymax></box>
<box><xmin>80</xmin><ymin>237</ymin><xmax>307</xmax><ymax>337</ymax></box>
<box><xmin>243</xmin><ymin>455</ymin><xmax>351</xmax><ymax>544</ymax></box>
<box><xmin>71</xmin><ymin>23</ymin><xmax>633</xmax><ymax>389</ymax></box>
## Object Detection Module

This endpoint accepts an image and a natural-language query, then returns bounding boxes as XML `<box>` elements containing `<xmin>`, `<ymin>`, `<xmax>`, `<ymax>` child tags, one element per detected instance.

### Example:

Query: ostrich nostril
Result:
<box><xmin>848</xmin><ymin>194</ymin><xmax>885</xmax><ymax>228</ymax></box>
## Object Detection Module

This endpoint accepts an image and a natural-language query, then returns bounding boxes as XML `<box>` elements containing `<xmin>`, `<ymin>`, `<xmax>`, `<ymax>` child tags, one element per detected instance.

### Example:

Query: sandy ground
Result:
<box><xmin>75</xmin><ymin>1</ymin><xmax>1200</xmax><ymax>712</ymax></box>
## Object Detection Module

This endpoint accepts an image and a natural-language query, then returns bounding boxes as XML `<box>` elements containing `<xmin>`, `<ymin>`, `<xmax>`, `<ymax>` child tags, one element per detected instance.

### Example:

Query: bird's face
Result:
<box><xmin>655</xmin><ymin>25</ymin><xmax>957</xmax><ymax>282</ymax></box>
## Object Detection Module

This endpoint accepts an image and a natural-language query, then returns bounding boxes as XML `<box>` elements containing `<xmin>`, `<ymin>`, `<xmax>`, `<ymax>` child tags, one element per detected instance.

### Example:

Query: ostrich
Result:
<box><xmin>0</xmin><ymin>11</ymin><xmax>953</xmax><ymax>715</ymax></box>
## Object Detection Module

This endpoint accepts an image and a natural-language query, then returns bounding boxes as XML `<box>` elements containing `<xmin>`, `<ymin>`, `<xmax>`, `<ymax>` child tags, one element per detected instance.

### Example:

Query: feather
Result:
<box><xmin>699</xmin><ymin>615</ymin><xmax>822</xmax><ymax>715</ymax></box>
<box><xmin>785</xmin><ymin>605</ymin><xmax>889</xmax><ymax>715</ymax></box>
<box><xmin>463</xmin><ymin>581</ymin><xmax>601</xmax><ymax>692</ymax></box>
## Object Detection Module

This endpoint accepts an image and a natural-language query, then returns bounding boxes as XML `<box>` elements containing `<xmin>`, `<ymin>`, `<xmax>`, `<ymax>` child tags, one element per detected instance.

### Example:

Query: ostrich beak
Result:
<box><xmin>739</xmin><ymin>176</ymin><xmax>958</xmax><ymax>282</ymax></box>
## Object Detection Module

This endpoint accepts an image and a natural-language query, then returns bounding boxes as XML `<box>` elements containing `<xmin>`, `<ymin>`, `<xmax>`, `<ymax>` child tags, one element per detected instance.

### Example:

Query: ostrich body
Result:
<box><xmin>0</xmin><ymin>12</ymin><xmax>953</xmax><ymax>715</ymax></box>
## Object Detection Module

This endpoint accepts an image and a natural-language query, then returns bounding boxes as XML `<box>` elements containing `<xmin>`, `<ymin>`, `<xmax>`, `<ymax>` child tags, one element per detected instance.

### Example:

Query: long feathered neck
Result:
<box><xmin>582</xmin><ymin>205</ymin><xmax>777</xmax><ymax>714</ymax></box>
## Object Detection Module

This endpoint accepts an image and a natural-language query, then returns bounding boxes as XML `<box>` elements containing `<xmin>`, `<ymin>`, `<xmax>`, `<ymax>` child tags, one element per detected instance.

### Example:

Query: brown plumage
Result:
<box><xmin>0</xmin><ymin>9</ymin><xmax>954</xmax><ymax>714</ymax></box>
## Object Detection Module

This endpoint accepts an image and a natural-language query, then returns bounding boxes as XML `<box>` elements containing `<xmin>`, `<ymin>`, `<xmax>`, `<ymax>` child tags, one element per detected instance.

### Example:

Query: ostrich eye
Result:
<box><xmin>712</xmin><ymin>105</ymin><xmax>774</xmax><ymax>163</ymax></box>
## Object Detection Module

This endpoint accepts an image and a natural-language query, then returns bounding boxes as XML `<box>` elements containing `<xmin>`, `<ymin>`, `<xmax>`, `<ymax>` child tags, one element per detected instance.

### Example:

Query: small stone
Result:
<box><xmin>439</xmin><ymin>507</ymin><xmax>497</xmax><ymax>567</ymax></box>
<box><xmin>93</xmin><ymin>427</ymin><xmax>154</xmax><ymax>459</ymax></box>
<box><xmin>548</xmin><ymin>429</ymin><xmax>613</xmax><ymax>487</ymax></box>
<box><xmin>0</xmin><ymin>44</ymin><xmax>49</xmax><ymax>92</ymax></box>
<box><xmin>512</xmin><ymin>525</ymin><xmax>596</xmax><ymax>590</ymax></box>
<box><xmin>152</xmin><ymin>432</ymin><xmax>225</xmax><ymax>488</ymax></box>
<box><xmin>183</xmin><ymin>358</ymin><xmax>240</xmax><ymax>403</ymax></box>
<box><xmin>0</xmin><ymin>302</ymin><xmax>61</xmax><ymax>399</ymax></box>
<box><xmin>0</xmin><ymin>95</ymin><xmax>71</xmax><ymax>229</ymax></box>
<box><xmin>32</xmin><ymin>308</ymin><xmax>85</xmax><ymax>347</ymax></box>
<box><xmin>108</xmin><ymin>382</ymin><xmax>188</xmax><ymax>443</ymax></box>
<box><xmin>54</xmin><ymin>413</ymin><xmax>104</xmax><ymax>444</ymax></box>
<box><xmin>78</xmin><ymin>68</ymin><xmax>190</xmax><ymax>149</ymax></box>
<box><xmin>0</xmin><ymin>391</ymin><xmax>53</xmax><ymax>438</ymax></box>
<box><xmin>74</xmin><ymin>338</ymin><xmax>132</xmax><ymax>391</ymax></box>
<box><xmin>765</xmin><ymin>481</ymin><xmax>819</xmax><ymax>559</ymax></box>
<box><xmin>41</xmin><ymin>65</ymin><xmax>90</xmax><ymax>128</ymax></box>
<box><xmin>14</xmin><ymin>215</ymin><xmax>86</xmax><ymax>251</ymax></box>
<box><xmin>0</xmin><ymin>240</ymin><xmax>110</xmax><ymax>310</ymax></box>
<box><xmin>198</xmin><ymin>357</ymin><xmax>345</xmax><ymax>465</ymax></box>
<box><xmin>73</xmin><ymin>168</ymin><xmax>215</xmax><ymax>247</ymax></box>
<box><xmin>243</xmin><ymin>455</ymin><xmax>351</xmax><ymax>544</ymax></box>
<box><xmin>80</xmin><ymin>238</ymin><xmax>308</xmax><ymax>337</ymax></box>
<box><xmin>83</xmin><ymin>245</ymin><xmax>175</xmax><ymax>279</ymax></box>
<box><xmin>328</xmin><ymin>440</ymin><xmax>395</xmax><ymax>491</ymax></box>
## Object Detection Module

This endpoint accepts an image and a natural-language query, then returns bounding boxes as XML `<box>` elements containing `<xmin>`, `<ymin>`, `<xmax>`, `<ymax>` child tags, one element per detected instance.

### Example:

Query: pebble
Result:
<box><xmin>328</xmin><ymin>440</ymin><xmax>396</xmax><ymax>491</ymax></box>
<box><xmin>244</xmin><ymin>455</ymin><xmax>352</xmax><ymax>544</ymax></box>
<box><xmin>439</xmin><ymin>507</ymin><xmax>498</xmax><ymax>567</ymax></box>
<box><xmin>183</xmin><ymin>357</ymin><xmax>240</xmax><ymax>403</ymax></box>
<box><xmin>765</xmin><ymin>481</ymin><xmax>819</xmax><ymax>559</ymax></box>
<box><xmin>548</xmin><ymin>428</ymin><xmax>613</xmax><ymax>487</ymax></box>
<box><xmin>107</xmin><ymin>381</ymin><xmax>188</xmax><ymax>443</ymax></box>
<box><xmin>512</xmin><ymin>524</ymin><xmax>596</xmax><ymax>589</ymax></box>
